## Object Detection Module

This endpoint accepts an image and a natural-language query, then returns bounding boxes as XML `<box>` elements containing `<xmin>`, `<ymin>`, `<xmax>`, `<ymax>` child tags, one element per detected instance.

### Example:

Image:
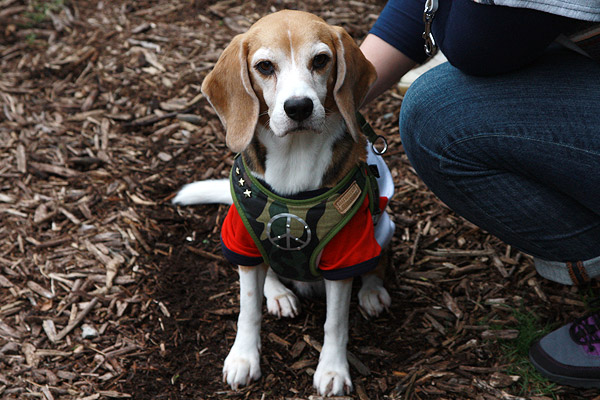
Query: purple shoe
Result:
<box><xmin>530</xmin><ymin>311</ymin><xmax>600</xmax><ymax>388</ymax></box>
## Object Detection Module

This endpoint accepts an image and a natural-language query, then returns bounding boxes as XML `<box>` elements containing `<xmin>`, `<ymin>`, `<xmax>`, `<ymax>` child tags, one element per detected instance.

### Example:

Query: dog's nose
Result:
<box><xmin>284</xmin><ymin>97</ymin><xmax>313</xmax><ymax>122</ymax></box>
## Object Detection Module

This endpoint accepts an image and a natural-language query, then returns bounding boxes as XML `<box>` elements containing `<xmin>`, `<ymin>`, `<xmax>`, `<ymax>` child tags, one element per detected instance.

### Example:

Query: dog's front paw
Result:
<box><xmin>313</xmin><ymin>354</ymin><xmax>352</xmax><ymax>396</ymax></box>
<box><xmin>358</xmin><ymin>282</ymin><xmax>391</xmax><ymax>317</ymax></box>
<box><xmin>223</xmin><ymin>346</ymin><xmax>261</xmax><ymax>390</ymax></box>
<box><xmin>266</xmin><ymin>287</ymin><xmax>300</xmax><ymax>318</ymax></box>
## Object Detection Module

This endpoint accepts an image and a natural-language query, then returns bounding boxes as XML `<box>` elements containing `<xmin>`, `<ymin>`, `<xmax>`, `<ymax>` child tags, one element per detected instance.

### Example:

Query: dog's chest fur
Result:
<box><xmin>244</xmin><ymin>120</ymin><xmax>365</xmax><ymax>196</ymax></box>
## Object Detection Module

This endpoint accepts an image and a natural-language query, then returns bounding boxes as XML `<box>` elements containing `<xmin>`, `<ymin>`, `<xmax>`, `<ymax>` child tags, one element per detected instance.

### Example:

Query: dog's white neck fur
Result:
<box><xmin>254</xmin><ymin>113</ymin><xmax>345</xmax><ymax>196</ymax></box>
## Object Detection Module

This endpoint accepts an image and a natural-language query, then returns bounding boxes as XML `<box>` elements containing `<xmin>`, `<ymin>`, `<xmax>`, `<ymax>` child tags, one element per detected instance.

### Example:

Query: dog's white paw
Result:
<box><xmin>222</xmin><ymin>346</ymin><xmax>261</xmax><ymax>390</ymax></box>
<box><xmin>266</xmin><ymin>287</ymin><xmax>300</xmax><ymax>318</ymax></box>
<box><xmin>313</xmin><ymin>354</ymin><xmax>352</xmax><ymax>396</ymax></box>
<box><xmin>358</xmin><ymin>284</ymin><xmax>391</xmax><ymax>317</ymax></box>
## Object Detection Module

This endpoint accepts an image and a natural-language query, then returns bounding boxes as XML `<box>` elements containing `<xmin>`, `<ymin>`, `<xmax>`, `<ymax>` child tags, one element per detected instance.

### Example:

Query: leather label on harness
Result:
<box><xmin>334</xmin><ymin>181</ymin><xmax>361</xmax><ymax>215</ymax></box>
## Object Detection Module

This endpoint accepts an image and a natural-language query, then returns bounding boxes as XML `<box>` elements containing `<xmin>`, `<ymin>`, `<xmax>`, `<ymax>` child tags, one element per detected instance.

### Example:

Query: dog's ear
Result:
<box><xmin>201</xmin><ymin>35</ymin><xmax>259</xmax><ymax>153</ymax></box>
<box><xmin>332</xmin><ymin>27</ymin><xmax>377</xmax><ymax>142</ymax></box>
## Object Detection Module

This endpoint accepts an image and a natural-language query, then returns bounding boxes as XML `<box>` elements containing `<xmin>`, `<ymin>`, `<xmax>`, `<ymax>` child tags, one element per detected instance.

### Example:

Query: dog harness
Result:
<box><xmin>223</xmin><ymin>154</ymin><xmax>382</xmax><ymax>282</ymax></box>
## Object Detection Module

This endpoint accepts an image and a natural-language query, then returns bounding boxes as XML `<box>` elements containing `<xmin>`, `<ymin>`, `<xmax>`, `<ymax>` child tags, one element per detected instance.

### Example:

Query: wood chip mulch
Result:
<box><xmin>1</xmin><ymin>0</ymin><xmax>598</xmax><ymax>399</ymax></box>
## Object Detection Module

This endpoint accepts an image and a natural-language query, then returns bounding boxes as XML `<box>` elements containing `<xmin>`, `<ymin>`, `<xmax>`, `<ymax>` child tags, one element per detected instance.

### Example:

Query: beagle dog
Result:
<box><xmin>173</xmin><ymin>10</ymin><xmax>395</xmax><ymax>396</ymax></box>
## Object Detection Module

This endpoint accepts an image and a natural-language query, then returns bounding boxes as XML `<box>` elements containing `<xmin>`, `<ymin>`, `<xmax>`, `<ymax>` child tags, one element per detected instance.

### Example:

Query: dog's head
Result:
<box><xmin>201</xmin><ymin>10</ymin><xmax>377</xmax><ymax>153</ymax></box>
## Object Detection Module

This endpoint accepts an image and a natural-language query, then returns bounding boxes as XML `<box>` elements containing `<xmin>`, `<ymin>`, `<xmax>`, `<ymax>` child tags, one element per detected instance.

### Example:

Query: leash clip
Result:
<box><xmin>371</xmin><ymin>135</ymin><xmax>388</xmax><ymax>156</ymax></box>
<box><xmin>422</xmin><ymin>0</ymin><xmax>439</xmax><ymax>57</ymax></box>
<box><xmin>356</xmin><ymin>112</ymin><xmax>388</xmax><ymax>155</ymax></box>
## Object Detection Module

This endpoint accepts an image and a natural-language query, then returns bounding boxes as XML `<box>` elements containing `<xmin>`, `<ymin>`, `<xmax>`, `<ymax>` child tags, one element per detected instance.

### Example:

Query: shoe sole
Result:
<box><xmin>529</xmin><ymin>353</ymin><xmax>600</xmax><ymax>388</ymax></box>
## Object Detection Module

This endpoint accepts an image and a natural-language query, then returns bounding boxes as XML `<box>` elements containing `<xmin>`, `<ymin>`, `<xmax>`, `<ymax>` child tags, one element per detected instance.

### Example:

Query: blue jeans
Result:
<box><xmin>400</xmin><ymin>48</ymin><xmax>600</xmax><ymax>285</ymax></box>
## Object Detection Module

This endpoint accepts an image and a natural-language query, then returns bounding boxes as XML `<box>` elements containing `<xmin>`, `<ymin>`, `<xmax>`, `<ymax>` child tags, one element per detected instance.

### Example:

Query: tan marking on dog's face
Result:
<box><xmin>244</xmin><ymin>12</ymin><xmax>339</xmax><ymax>137</ymax></box>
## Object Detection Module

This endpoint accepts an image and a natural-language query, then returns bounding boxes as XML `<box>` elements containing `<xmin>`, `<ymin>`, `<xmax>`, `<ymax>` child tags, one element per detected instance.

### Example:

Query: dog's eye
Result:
<box><xmin>255</xmin><ymin>61</ymin><xmax>275</xmax><ymax>76</ymax></box>
<box><xmin>312</xmin><ymin>54</ymin><xmax>330</xmax><ymax>70</ymax></box>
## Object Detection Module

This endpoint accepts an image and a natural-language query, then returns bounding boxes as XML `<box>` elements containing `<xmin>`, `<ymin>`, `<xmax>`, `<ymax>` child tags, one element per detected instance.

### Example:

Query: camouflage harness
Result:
<box><xmin>230</xmin><ymin>154</ymin><xmax>380</xmax><ymax>281</ymax></box>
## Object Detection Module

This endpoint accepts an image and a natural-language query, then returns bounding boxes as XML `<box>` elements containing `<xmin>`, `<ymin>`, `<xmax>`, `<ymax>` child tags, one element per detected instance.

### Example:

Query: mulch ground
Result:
<box><xmin>1</xmin><ymin>0</ymin><xmax>599</xmax><ymax>399</ymax></box>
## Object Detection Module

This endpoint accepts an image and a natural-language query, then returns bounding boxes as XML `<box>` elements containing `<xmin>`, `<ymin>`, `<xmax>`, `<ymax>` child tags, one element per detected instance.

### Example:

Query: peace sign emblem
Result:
<box><xmin>266</xmin><ymin>213</ymin><xmax>312</xmax><ymax>251</ymax></box>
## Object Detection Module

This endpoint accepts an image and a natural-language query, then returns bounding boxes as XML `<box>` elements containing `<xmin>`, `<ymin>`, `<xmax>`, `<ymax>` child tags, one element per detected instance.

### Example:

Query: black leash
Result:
<box><xmin>356</xmin><ymin>112</ymin><xmax>388</xmax><ymax>155</ymax></box>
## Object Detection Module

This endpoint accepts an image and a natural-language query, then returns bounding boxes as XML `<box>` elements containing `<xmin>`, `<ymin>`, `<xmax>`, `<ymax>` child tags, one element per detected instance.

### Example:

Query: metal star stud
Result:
<box><xmin>235</xmin><ymin>167</ymin><xmax>240</xmax><ymax>175</ymax></box>
<box><xmin>243</xmin><ymin>189</ymin><xmax>252</xmax><ymax>198</ymax></box>
<box><xmin>238</xmin><ymin>177</ymin><xmax>245</xmax><ymax>186</ymax></box>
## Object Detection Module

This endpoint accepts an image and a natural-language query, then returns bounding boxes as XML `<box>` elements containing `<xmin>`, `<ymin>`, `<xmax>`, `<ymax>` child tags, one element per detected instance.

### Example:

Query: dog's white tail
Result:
<box><xmin>172</xmin><ymin>179</ymin><xmax>233</xmax><ymax>205</ymax></box>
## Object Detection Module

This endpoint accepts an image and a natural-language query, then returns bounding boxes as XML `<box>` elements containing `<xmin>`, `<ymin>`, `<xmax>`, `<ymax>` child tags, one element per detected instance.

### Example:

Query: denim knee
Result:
<box><xmin>398</xmin><ymin>57</ymin><xmax>600</xmax><ymax>263</ymax></box>
<box><xmin>399</xmin><ymin>64</ymin><xmax>455</xmax><ymax>185</ymax></box>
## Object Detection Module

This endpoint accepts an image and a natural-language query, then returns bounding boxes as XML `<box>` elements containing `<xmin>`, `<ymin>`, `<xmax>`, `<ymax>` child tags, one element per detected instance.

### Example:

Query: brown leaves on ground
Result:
<box><xmin>0</xmin><ymin>0</ymin><xmax>597</xmax><ymax>399</ymax></box>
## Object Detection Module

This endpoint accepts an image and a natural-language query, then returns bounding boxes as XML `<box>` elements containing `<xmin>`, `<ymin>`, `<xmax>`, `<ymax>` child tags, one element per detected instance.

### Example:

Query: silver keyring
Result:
<box><xmin>371</xmin><ymin>135</ymin><xmax>388</xmax><ymax>155</ymax></box>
